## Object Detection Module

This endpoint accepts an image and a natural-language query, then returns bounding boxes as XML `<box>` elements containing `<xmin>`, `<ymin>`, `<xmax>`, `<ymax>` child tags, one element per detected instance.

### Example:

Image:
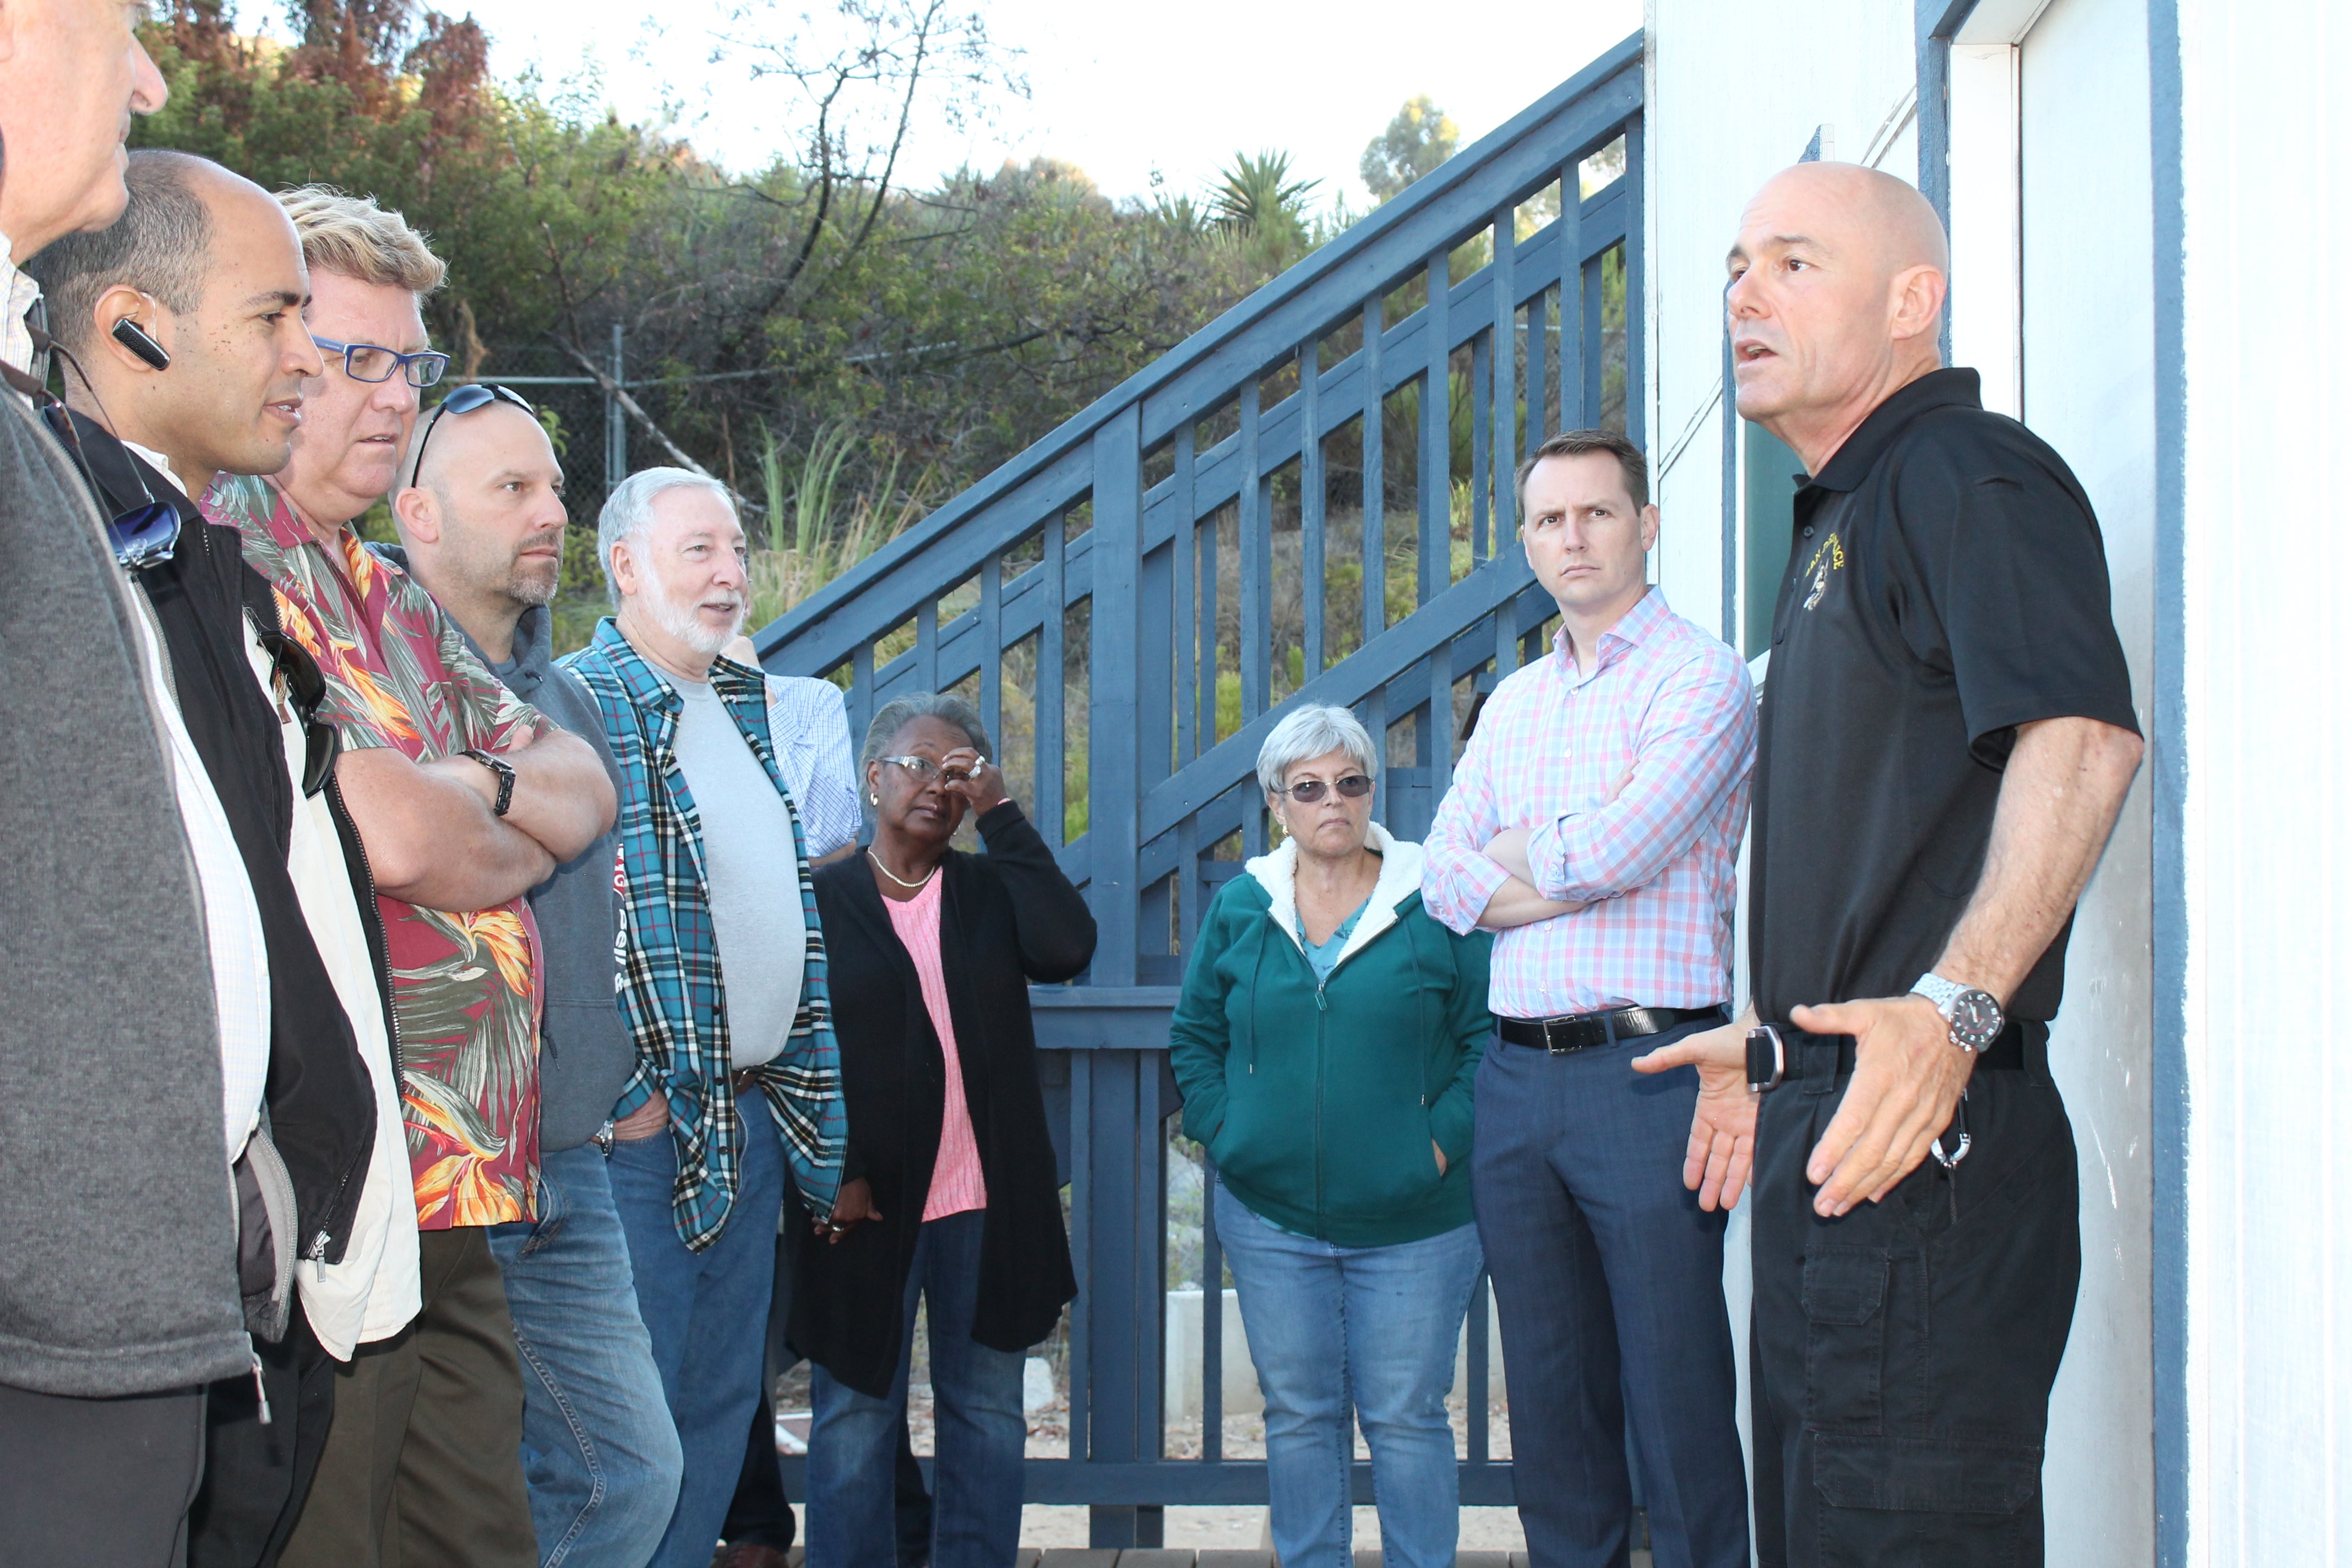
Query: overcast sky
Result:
<box><xmin>450</xmin><ymin>0</ymin><xmax>1641</xmax><ymax>207</ymax></box>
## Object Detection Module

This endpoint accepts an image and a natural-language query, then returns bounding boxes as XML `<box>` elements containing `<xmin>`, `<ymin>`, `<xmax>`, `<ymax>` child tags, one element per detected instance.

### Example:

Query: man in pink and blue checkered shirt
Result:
<box><xmin>1424</xmin><ymin>427</ymin><xmax>1755</xmax><ymax>1568</ymax></box>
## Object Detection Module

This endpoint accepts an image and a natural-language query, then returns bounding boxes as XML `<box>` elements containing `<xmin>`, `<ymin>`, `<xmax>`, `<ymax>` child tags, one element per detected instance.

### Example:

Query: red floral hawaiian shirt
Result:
<box><xmin>208</xmin><ymin>476</ymin><xmax>544</xmax><ymax>1228</ymax></box>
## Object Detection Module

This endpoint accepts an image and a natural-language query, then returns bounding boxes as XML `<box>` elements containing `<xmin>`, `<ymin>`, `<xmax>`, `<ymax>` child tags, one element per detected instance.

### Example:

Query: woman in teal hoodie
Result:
<box><xmin>1168</xmin><ymin>703</ymin><xmax>1493</xmax><ymax>1568</ymax></box>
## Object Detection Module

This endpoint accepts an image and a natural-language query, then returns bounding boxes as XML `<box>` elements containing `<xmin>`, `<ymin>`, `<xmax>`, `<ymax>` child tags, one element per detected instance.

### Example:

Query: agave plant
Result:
<box><xmin>1209</xmin><ymin>150</ymin><xmax>1320</xmax><ymax>239</ymax></box>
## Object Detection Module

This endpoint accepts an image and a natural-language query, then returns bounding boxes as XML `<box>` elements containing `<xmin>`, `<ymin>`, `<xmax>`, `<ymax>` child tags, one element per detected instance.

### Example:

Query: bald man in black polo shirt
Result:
<box><xmin>1634</xmin><ymin>163</ymin><xmax>2143</xmax><ymax>1567</ymax></box>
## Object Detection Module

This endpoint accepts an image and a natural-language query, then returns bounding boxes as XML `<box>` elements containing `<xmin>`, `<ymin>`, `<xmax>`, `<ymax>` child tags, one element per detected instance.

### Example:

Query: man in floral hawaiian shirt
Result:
<box><xmin>204</xmin><ymin>189</ymin><xmax>616</xmax><ymax>1568</ymax></box>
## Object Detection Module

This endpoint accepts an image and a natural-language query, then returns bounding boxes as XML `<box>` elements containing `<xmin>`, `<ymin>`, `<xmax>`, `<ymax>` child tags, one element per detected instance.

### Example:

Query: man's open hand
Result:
<box><xmin>1632</xmin><ymin>1016</ymin><xmax>1756</xmax><ymax>1211</ymax></box>
<box><xmin>1793</xmin><ymin>995</ymin><xmax>1975</xmax><ymax>1216</ymax></box>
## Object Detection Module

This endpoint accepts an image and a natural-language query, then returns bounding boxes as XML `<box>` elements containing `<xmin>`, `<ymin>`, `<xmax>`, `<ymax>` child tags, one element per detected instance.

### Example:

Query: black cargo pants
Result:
<box><xmin>1751</xmin><ymin>1023</ymin><xmax>2079</xmax><ymax>1567</ymax></box>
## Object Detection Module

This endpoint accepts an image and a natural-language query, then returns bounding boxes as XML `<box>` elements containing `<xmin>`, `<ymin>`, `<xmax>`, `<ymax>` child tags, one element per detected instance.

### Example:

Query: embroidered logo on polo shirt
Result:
<box><xmin>1800</xmin><ymin>531</ymin><xmax>1845</xmax><ymax>612</ymax></box>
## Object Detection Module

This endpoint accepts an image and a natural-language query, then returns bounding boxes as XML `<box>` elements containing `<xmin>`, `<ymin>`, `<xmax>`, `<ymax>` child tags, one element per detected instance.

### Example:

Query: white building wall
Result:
<box><xmin>2009</xmin><ymin>1</ymin><xmax>2157</xmax><ymax>1559</ymax></box>
<box><xmin>2170</xmin><ymin>1</ymin><xmax>2352</xmax><ymax>1560</ymax></box>
<box><xmin>1643</xmin><ymin>6</ymin><xmax>2159</xmax><ymax>1562</ymax></box>
<box><xmin>1641</xmin><ymin>0</ymin><xmax>1915</xmax><ymax>636</ymax></box>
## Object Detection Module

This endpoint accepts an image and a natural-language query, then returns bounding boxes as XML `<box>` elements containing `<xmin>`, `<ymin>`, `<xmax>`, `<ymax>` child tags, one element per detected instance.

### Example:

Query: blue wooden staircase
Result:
<box><xmin>756</xmin><ymin>30</ymin><xmax>1645</xmax><ymax>1543</ymax></box>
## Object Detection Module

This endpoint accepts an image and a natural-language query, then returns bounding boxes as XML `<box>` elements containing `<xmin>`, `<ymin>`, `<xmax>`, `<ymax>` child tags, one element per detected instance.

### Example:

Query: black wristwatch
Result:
<box><xmin>461</xmin><ymin>747</ymin><xmax>516</xmax><ymax>816</ymax></box>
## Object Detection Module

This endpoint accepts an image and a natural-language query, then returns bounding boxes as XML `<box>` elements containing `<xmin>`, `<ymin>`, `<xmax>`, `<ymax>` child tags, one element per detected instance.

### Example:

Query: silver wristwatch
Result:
<box><xmin>1911</xmin><ymin>972</ymin><xmax>2005</xmax><ymax>1053</ymax></box>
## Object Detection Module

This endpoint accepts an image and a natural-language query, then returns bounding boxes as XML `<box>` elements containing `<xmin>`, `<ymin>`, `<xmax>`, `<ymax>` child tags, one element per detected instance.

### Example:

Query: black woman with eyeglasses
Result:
<box><xmin>1166</xmin><ymin>701</ymin><xmax>1494</xmax><ymax>1568</ymax></box>
<box><xmin>791</xmin><ymin>692</ymin><xmax>1092</xmax><ymax>1568</ymax></box>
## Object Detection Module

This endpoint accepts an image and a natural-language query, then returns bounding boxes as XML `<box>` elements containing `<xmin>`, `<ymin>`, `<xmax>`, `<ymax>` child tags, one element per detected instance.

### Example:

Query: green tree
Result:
<box><xmin>1360</xmin><ymin>94</ymin><xmax>1458</xmax><ymax>203</ymax></box>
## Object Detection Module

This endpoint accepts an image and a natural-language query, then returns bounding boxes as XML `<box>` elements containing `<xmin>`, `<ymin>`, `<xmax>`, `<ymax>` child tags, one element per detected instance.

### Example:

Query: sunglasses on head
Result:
<box><xmin>405</xmin><ymin>383</ymin><xmax>537</xmax><ymax>489</ymax></box>
<box><xmin>1279</xmin><ymin>773</ymin><xmax>1373</xmax><ymax>804</ymax></box>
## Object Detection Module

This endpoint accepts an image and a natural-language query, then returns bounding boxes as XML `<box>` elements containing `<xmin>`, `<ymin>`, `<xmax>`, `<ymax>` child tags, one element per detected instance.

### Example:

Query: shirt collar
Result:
<box><xmin>1551</xmin><ymin>583</ymin><xmax>1671</xmax><ymax>677</ymax></box>
<box><xmin>1803</xmin><ymin>367</ymin><xmax>1984</xmax><ymax>494</ymax></box>
<box><xmin>590</xmin><ymin>615</ymin><xmax>684</xmax><ymax>716</ymax></box>
<box><xmin>0</xmin><ymin>232</ymin><xmax>45</xmax><ymax>401</ymax></box>
<box><xmin>591</xmin><ymin>614</ymin><xmax>768</xmax><ymax>715</ymax></box>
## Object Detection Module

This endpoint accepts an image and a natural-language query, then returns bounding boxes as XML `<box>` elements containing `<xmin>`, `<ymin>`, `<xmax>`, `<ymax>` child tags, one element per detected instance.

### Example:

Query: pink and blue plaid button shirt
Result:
<box><xmin>1424</xmin><ymin>588</ymin><xmax>1756</xmax><ymax>1018</ymax></box>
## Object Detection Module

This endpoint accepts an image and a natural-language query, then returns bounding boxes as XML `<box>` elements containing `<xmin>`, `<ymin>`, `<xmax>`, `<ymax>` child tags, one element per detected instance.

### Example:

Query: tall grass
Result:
<box><xmin>744</xmin><ymin>420</ymin><xmax>937</xmax><ymax>635</ymax></box>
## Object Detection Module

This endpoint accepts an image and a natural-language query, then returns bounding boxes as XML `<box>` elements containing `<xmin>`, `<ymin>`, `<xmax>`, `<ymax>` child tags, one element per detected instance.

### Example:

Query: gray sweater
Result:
<box><xmin>0</xmin><ymin>393</ymin><xmax>246</xmax><ymax>1397</ymax></box>
<box><xmin>375</xmin><ymin>548</ymin><xmax>635</xmax><ymax>1154</ymax></box>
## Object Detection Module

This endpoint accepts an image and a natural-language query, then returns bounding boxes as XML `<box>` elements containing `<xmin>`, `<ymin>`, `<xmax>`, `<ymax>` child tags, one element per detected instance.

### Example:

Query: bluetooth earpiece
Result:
<box><xmin>111</xmin><ymin>317</ymin><xmax>171</xmax><ymax>372</ymax></box>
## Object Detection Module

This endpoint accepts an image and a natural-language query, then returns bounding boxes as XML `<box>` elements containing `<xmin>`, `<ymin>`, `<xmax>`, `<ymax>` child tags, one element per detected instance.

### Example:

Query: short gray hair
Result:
<box><xmin>595</xmin><ymin>467</ymin><xmax>734</xmax><ymax>607</ymax></box>
<box><xmin>1256</xmin><ymin>703</ymin><xmax>1378</xmax><ymax>797</ymax></box>
<box><xmin>861</xmin><ymin>693</ymin><xmax>995</xmax><ymax>777</ymax></box>
<box><xmin>28</xmin><ymin>150</ymin><xmax>214</xmax><ymax>355</ymax></box>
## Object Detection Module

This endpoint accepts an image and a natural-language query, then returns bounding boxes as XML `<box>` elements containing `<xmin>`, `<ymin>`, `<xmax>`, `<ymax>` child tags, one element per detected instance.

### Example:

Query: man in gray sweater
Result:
<box><xmin>388</xmin><ymin>390</ymin><xmax>685</xmax><ymax>1565</ymax></box>
<box><xmin>0</xmin><ymin>4</ymin><xmax>251</xmax><ymax>1562</ymax></box>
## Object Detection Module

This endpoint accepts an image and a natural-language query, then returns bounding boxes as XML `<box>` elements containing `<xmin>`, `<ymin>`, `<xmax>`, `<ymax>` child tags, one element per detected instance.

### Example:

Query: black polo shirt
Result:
<box><xmin>1750</xmin><ymin>368</ymin><xmax>2138</xmax><ymax>1025</ymax></box>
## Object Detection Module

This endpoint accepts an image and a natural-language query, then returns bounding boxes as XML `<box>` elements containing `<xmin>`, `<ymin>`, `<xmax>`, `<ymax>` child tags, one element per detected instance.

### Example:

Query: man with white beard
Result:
<box><xmin>560</xmin><ymin>469</ymin><xmax>849</xmax><ymax>1568</ymax></box>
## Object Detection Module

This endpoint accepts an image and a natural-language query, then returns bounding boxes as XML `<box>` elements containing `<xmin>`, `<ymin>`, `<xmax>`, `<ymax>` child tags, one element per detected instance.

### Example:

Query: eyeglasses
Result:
<box><xmin>1278</xmin><ymin>773</ymin><xmax>1373</xmax><ymax>804</ymax></box>
<box><xmin>254</xmin><ymin>626</ymin><xmax>342</xmax><ymax>797</ymax></box>
<box><xmin>879</xmin><ymin>754</ymin><xmax>989</xmax><ymax>783</ymax></box>
<box><xmin>405</xmin><ymin>383</ymin><xmax>536</xmax><ymax>489</ymax></box>
<box><xmin>311</xmin><ymin>335</ymin><xmax>450</xmax><ymax>389</ymax></box>
<box><xmin>37</xmin><ymin>400</ymin><xmax>182</xmax><ymax>568</ymax></box>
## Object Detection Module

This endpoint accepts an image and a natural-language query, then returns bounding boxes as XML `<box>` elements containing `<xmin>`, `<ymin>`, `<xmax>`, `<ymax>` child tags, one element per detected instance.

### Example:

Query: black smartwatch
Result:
<box><xmin>1745</xmin><ymin>1023</ymin><xmax>1785</xmax><ymax>1094</ymax></box>
<box><xmin>461</xmin><ymin>747</ymin><xmax>516</xmax><ymax>816</ymax></box>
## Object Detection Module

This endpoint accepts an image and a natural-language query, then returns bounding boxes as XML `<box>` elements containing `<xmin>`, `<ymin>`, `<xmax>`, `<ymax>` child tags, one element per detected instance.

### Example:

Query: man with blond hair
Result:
<box><xmin>206</xmin><ymin>185</ymin><xmax>617</xmax><ymax>1568</ymax></box>
<box><xmin>1636</xmin><ymin>162</ymin><xmax>2142</xmax><ymax>1567</ymax></box>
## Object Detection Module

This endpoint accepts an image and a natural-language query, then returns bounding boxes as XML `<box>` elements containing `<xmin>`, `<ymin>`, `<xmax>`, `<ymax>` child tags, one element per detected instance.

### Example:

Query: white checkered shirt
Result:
<box><xmin>1424</xmin><ymin>589</ymin><xmax>1755</xmax><ymax>1018</ymax></box>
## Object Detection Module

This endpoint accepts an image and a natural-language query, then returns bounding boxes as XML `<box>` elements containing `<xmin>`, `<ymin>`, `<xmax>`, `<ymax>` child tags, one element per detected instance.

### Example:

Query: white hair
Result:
<box><xmin>1256</xmin><ymin>703</ymin><xmax>1379</xmax><ymax>797</ymax></box>
<box><xmin>595</xmin><ymin>466</ymin><xmax>736</xmax><ymax>608</ymax></box>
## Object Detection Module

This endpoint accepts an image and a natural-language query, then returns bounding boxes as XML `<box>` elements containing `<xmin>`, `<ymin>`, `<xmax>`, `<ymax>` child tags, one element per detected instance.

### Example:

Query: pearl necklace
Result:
<box><xmin>867</xmin><ymin>848</ymin><xmax>939</xmax><ymax>891</ymax></box>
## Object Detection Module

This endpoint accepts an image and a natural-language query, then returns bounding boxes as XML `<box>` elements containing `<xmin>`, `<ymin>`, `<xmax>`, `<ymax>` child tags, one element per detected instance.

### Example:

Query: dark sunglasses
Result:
<box><xmin>405</xmin><ymin>383</ymin><xmax>537</xmax><ymax>489</ymax></box>
<box><xmin>253</xmin><ymin>625</ymin><xmax>342</xmax><ymax>797</ymax></box>
<box><xmin>312</xmin><ymin>335</ymin><xmax>450</xmax><ymax>389</ymax></box>
<box><xmin>37</xmin><ymin>401</ymin><xmax>182</xmax><ymax>568</ymax></box>
<box><xmin>1280</xmin><ymin>773</ymin><xmax>1373</xmax><ymax>804</ymax></box>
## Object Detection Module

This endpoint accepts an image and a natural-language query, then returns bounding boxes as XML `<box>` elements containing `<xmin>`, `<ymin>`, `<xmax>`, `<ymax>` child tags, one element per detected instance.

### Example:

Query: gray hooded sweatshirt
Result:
<box><xmin>0</xmin><ymin>393</ymin><xmax>246</xmax><ymax>1397</ymax></box>
<box><xmin>375</xmin><ymin>547</ymin><xmax>635</xmax><ymax>1153</ymax></box>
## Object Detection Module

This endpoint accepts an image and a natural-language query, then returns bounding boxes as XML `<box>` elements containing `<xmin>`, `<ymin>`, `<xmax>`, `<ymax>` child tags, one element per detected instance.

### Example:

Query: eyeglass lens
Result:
<box><xmin>886</xmin><ymin>754</ymin><xmax>987</xmax><ymax>782</ymax></box>
<box><xmin>344</xmin><ymin>344</ymin><xmax>449</xmax><ymax>387</ymax></box>
<box><xmin>1286</xmin><ymin>775</ymin><xmax>1373</xmax><ymax>803</ymax></box>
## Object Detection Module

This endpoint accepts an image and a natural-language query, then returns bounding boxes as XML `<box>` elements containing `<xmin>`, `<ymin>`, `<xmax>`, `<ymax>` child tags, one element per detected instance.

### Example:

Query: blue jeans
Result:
<box><xmin>488</xmin><ymin>1143</ymin><xmax>683</xmax><ymax>1567</ymax></box>
<box><xmin>1472</xmin><ymin>1020</ymin><xmax>1748</xmax><ymax>1568</ymax></box>
<box><xmin>608</xmin><ymin>1113</ymin><xmax>783</xmax><ymax>1568</ymax></box>
<box><xmin>1213</xmin><ymin>1182</ymin><xmax>1485</xmax><ymax>1568</ymax></box>
<box><xmin>805</xmin><ymin>1210</ymin><xmax>1026</xmax><ymax>1568</ymax></box>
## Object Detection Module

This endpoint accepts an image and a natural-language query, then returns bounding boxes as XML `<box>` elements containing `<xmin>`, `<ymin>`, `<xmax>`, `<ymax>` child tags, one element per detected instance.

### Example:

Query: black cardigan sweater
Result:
<box><xmin>789</xmin><ymin>801</ymin><xmax>1093</xmax><ymax>1397</ymax></box>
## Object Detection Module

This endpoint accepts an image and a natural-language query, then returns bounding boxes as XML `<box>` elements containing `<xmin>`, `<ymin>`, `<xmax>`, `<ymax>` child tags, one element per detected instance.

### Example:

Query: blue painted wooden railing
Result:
<box><xmin>760</xmin><ymin>31</ymin><xmax>1644</xmax><ymax>1545</ymax></box>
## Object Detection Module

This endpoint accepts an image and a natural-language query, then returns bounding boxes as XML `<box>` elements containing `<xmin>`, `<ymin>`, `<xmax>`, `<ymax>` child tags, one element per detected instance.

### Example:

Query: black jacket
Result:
<box><xmin>67</xmin><ymin>412</ymin><xmax>378</xmax><ymax>1270</ymax></box>
<box><xmin>789</xmin><ymin>802</ymin><xmax>1092</xmax><ymax>1397</ymax></box>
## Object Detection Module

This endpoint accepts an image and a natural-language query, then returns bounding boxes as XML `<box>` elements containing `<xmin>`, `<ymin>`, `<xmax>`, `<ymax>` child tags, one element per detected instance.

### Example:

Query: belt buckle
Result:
<box><xmin>1542</xmin><ymin>1016</ymin><xmax>1577</xmax><ymax>1055</ymax></box>
<box><xmin>1745</xmin><ymin>1024</ymin><xmax>1785</xmax><ymax>1093</ymax></box>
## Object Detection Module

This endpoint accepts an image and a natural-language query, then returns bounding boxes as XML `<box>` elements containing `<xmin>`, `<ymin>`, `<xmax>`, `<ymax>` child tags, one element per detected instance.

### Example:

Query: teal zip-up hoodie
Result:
<box><xmin>1168</xmin><ymin>824</ymin><xmax>1493</xmax><ymax>1248</ymax></box>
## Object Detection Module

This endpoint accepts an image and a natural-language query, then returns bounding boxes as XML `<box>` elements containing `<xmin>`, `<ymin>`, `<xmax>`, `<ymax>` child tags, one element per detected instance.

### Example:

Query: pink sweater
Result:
<box><xmin>883</xmin><ymin>873</ymin><xmax>989</xmax><ymax>1221</ymax></box>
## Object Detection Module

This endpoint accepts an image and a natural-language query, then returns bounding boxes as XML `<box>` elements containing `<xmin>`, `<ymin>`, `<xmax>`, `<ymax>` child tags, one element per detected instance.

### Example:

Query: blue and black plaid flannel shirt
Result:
<box><xmin>564</xmin><ymin>618</ymin><xmax>846</xmax><ymax>1250</ymax></box>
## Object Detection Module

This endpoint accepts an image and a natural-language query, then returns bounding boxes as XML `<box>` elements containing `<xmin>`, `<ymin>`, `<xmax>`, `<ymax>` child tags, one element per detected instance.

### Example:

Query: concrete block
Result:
<box><xmin>1458</xmin><ymin>1553</ymin><xmax>1513</xmax><ymax>1568</ymax></box>
<box><xmin>1037</xmin><ymin>1551</ymin><xmax>1120</xmax><ymax>1568</ymax></box>
<box><xmin>1115</xmin><ymin>1551</ymin><xmax>1195</xmax><ymax>1568</ymax></box>
<box><xmin>1195</xmin><ymin>1553</ymin><xmax>1273</xmax><ymax>1568</ymax></box>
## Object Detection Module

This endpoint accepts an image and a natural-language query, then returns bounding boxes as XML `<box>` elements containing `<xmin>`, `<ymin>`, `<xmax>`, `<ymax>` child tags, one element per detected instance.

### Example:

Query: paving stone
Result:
<box><xmin>1014</xmin><ymin>1551</ymin><xmax>1042</xmax><ymax>1568</ymax></box>
<box><xmin>1195</xmin><ymin>1551</ymin><xmax>1273</xmax><ymax>1568</ymax></box>
<box><xmin>1038</xmin><ymin>1550</ymin><xmax>1121</xmax><ymax>1568</ymax></box>
<box><xmin>1115</xmin><ymin>1551</ymin><xmax>1195</xmax><ymax>1568</ymax></box>
<box><xmin>1458</xmin><ymin>1552</ymin><xmax>1513</xmax><ymax>1568</ymax></box>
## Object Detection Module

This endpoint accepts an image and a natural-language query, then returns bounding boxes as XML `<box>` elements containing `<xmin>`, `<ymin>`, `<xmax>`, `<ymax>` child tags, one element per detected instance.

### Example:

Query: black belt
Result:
<box><xmin>1760</xmin><ymin>1020</ymin><xmax>2031</xmax><ymax>1085</ymax></box>
<box><xmin>1495</xmin><ymin>1005</ymin><xmax>1727</xmax><ymax>1055</ymax></box>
